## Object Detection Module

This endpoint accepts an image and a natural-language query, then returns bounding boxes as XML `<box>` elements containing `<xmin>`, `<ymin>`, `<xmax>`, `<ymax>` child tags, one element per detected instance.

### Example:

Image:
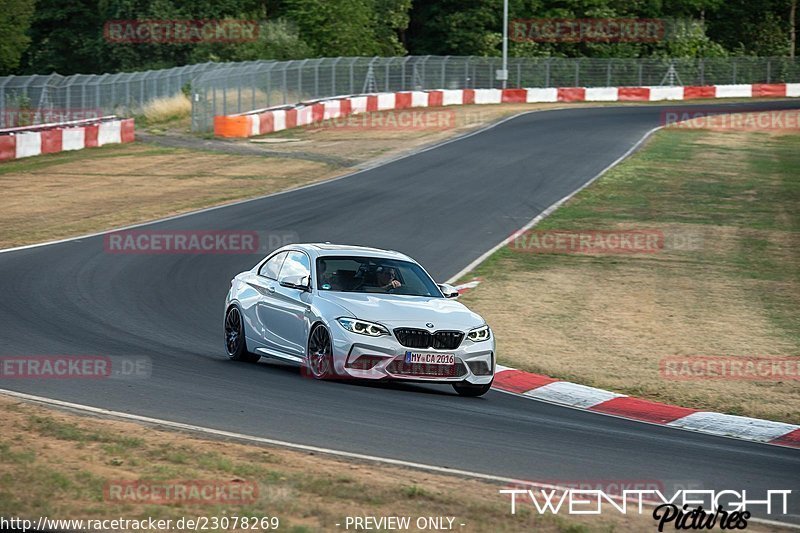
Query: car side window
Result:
<box><xmin>278</xmin><ymin>251</ymin><xmax>311</xmax><ymax>281</ymax></box>
<box><xmin>258</xmin><ymin>252</ymin><xmax>287</xmax><ymax>280</ymax></box>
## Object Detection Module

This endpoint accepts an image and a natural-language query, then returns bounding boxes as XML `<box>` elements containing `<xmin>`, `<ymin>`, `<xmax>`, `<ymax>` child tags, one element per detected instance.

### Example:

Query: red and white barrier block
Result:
<box><xmin>214</xmin><ymin>82</ymin><xmax>800</xmax><ymax>138</ymax></box>
<box><xmin>454</xmin><ymin>277</ymin><xmax>482</xmax><ymax>295</ymax></box>
<box><xmin>0</xmin><ymin>117</ymin><xmax>135</xmax><ymax>162</ymax></box>
<box><xmin>492</xmin><ymin>366</ymin><xmax>800</xmax><ymax>448</ymax></box>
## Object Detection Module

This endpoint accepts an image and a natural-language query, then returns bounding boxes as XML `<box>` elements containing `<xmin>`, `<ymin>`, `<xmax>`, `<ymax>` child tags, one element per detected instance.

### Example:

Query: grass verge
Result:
<box><xmin>2</xmin><ymin>99</ymin><xmax>792</xmax><ymax>250</ymax></box>
<box><xmin>0</xmin><ymin>394</ymin><xmax>663</xmax><ymax>532</ymax></box>
<box><xmin>458</xmin><ymin>124</ymin><xmax>800</xmax><ymax>424</ymax></box>
<box><xmin>0</xmin><ymin>144</ymin><xmax>336</xmax><ymax>249</ymax></box>
<box><xmin>0</xmin><ymin>103</ymin><xmax>552</xmax><ymax>250</ymax></box>
<box><xmin>139</xmin><ymin>94</ymin><xmax>192</xmax><ymax>131</ymax></box>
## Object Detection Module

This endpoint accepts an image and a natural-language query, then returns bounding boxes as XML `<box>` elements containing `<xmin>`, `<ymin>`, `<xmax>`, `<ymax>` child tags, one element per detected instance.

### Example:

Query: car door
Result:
<box><xmin>268</xmin><ymin>250</ymin><xmax>313</xmax><ymax>358</ymax></box>
<box><xmin>247</xmin><ymin>251</ymin><xmax>287</xmax><ymax>352</ymax></box>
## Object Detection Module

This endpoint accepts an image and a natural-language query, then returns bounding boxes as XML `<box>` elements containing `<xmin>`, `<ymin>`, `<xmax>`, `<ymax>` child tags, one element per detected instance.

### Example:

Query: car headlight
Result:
<box><xmin>467</xmin><ymin>325</ymin><xmax>491</xmax><ymax>342</ymax></box>
<box><xmin>337</xmin><ymin>318</ymin><xmax>389</xmax><ymax>337</ymax></box>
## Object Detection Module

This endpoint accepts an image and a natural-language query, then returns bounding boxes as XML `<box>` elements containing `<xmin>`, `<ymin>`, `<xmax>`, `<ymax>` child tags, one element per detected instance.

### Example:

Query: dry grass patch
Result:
<box><xmin>228</xmin><ymin>99</ymin><xmax>795</xmax><ymax>165</ymax></box>
<box><xmin>0</xmin><ymin>394</ymin><xmax>665</xmax><ymax>532</ymax></box>
<box><xmin>142</xmin><ymin>94</ymin><xmax>192</xmax><ymax>124</ymax></box>
<box><xmin>245</xmin><ymin>103</ymin><xmax>566</xmax><ymax>165</ymax></box>
<box><xmin>467</xmin><ymin>255</ymin><xmax>799</xmax><ymax>422</ymax></box>
<box><xmin>0</xmin><ymin>103</ymin><xmax>556</xmax><ymax>250</ymax></box>
<box><xmin>460</xmin><ymin>126</ymin><xmax>800</xmax><ymax>423</ymax></box>
<box><xmin>0</xmin><ymin>144</ymin><xmax>338</xmax><ymax>249</ymax></box>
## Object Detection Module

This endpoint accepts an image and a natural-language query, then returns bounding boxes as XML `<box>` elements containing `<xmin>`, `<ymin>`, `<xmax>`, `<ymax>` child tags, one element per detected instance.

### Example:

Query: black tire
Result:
<box><xmin>224</xmin><ymin>306</ymin><xmax>260</xmax><ymax>363</ymax></box>
<box><xmin>306</xmin><ymin>325</ymin><xmax>335</xmax><ymax>379</ymax></box>
<box><xmin>452</xmin><ymin>381</ymin><xmax>493</xmax><ymax>397</ymax></box>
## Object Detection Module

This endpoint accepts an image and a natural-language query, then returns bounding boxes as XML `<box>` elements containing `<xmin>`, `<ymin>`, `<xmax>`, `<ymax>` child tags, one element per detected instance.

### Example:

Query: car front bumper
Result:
<box><xmin>330</xmin><ymin>323</ymin><xmax>495</xmax><ymax>385</ymax></box>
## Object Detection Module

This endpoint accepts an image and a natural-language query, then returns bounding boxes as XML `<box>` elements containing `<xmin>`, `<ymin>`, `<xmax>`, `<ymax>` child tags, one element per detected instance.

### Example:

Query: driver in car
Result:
<box><xmin>376</xmin><ymin>266</ymin><xmax>402</xmax><ymax>292</ymax></box>
<box><xmin>318</xmin><ymin>261</ymin><xmax>340</xmax><ymax>290</ymax></box>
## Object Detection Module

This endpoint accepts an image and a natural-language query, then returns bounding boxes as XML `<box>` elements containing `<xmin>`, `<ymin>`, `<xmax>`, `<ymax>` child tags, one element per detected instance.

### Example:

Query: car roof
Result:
<box><xmin>282</xmin><ymin>243</ymin><xmax>413</xmax><ymax>261</ymax></box>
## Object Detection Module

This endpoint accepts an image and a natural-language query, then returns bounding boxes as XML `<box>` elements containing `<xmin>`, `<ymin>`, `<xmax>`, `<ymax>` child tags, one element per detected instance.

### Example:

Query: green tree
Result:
<box><xmin>654</xmin><ymin>19</ymin><xmax>728</xmax><ymax>58</ymax></box>
<box><xmin>374</xmin><ymin>0</ymin><xmax>412</xmax><ymax>54</ymax></box>
<box><xmin>96</xmin><ymin>0</ymin><xmax>268</xmax><ymax>72</ymax></box>
<box><xmin>284</xmin><ymin>0</ymin><xmax>380</xmax><ymax>56</ymax></box>
<box><xmin>706</xmin><ymin>0</ymin><xmax>792</xmax><ymax>56</ymax></box>
<box><xmin>407</xmin><ymin>0</ymin><xmax>501</xmax><ymax>56</ymax></box>
<box><xmin>0</xmin><ymin>0</ymin><xmax>35</xmax><ymax>74</ymax></box>
<box><xmin>406</xmin><ymin>0</ymin><xmax>744</xmax><ymax>59</ymax></box>
<box><xmin>190</xmin><ymin>18</ymin><xmax>313</xmax><ymax>62</ymax></box>
<box><xmin>20</xmin><ymin>0</ymin><xmax>107</xmax><ymax>74</ymax></box>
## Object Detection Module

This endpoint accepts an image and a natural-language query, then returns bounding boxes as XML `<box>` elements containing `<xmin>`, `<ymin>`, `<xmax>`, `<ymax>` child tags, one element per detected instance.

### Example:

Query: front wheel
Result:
<box><xmin>306</xmin><ymin>325</ymin><xmax>335</xmax><ymax>379</ymax></box>
<box><xmin>225</xmin><ymin>306</ymin><xmax>260</xmax><ymax>363</ymax></box>
<box><xmin>453</xmin><ymin>381</ymin><xmax>493</xmax><ymax>397</ymax></box>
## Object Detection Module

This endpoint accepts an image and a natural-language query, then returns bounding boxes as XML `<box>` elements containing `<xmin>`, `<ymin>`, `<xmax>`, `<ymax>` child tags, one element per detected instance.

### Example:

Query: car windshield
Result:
<box><xmin>316</xmin><ymin>256</ymin><xmax>442</xmax><ymax>297</ymax></box>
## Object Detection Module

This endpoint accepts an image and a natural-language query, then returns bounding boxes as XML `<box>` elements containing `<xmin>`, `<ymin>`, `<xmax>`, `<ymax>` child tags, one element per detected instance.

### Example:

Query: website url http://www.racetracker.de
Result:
<box><xmin>0</xmin><ymin>515</ymin><xmax>281</xmax><ymax>532</ymax></box>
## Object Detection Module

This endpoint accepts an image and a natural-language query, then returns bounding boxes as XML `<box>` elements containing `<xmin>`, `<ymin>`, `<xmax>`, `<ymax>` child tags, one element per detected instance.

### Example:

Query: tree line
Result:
<box><xmin>0</xmin><ymin>0</ymin><xmax>796</xmax><ymax>75</ymax></box>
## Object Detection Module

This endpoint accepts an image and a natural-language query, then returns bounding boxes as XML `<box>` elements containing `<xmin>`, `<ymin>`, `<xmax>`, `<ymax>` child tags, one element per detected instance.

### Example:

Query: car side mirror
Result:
<box><xmin>438</xmin><ymin>283</ymin><xmax>460</xmax><ymax>299</ymax></box>
<box><xmin>279</xmin><ymin>274</ymin><xmax>311</xmax><ymax>291</ymax></box>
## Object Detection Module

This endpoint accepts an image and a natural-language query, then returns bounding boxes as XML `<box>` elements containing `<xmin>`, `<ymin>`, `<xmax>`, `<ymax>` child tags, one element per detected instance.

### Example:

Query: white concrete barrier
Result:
<box><xmin>525</xmin><ymin>88</ymin><xmax>558</xmax><ymax>103</ymax></box>
<box><xmin>474</xmin><ymin>89</ymin><xmax>503</xmax><ymax>104</ymax></box>
<box><xmin>411</xmin><ymin>91</ymin><xmax>429</xmax><ymax>107</ymax></box>
<box><xmin>15</xmin><ymin>132</ymin><xmax>42</xmax><ymax>158</ymax></box>
<box><xmin>715</xmin><ymin>84</ymin><xmax>753</xmax><ymax>98</ymax></box>
<box><xmin>649</xmin><ymin>86</ymin><xmax>684</xmax><ymax>101</ymax></box>
<box><xmin>377</xmin><ymin>93</ymin><xmax>396</xmax><ymax>111</ymax></box>
<box><xmin>272</xmin><ymin>110</ymin><xmax>287</xmax><ymax>132</ymax></box>
<box><xmin>61</xmin><ymin>128</ymin><xmax>85</xmax><ymax>151</ymax></box>
<box><xmin>350</xmin><ymin>96</ymin><xmax>369</xmax><ymax>114</ymax></box>
<box><xmin>585</xmin><ymin>87</ymin><xmax>619</xmax><ymax>101</ymax></box>
<box><xmin>441</xmin><ymin>90</ymin><xmax>463</xmax><ymax>106</ymax></box>
<box><xmin>98</xmin><ymin>120</ymin><xmax>122</xmax><ymax>146</ymax></box>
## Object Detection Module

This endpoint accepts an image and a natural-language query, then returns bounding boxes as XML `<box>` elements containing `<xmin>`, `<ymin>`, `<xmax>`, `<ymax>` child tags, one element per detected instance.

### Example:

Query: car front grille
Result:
<box><xmin>386</xmin><ymin>359</ymin><xmax>468</xmax><ymax>378</ymax></box>
<box><xmin>393</xmin><ymin>328</ymin><xmax>464</xmax><ymax>350</ymax></box>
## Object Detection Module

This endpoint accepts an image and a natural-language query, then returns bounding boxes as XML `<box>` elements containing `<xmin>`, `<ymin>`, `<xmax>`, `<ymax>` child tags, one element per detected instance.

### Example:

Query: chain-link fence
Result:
<box><xmin>190</xmin><ymin>56</ymin><xmax>800</xmax><ymax>131</ymax></box>
<box><xmin>1</xmin><ymin>56</ymin><xmax>798</xmax><ymax>132</ymax></box>
<box><xmin>0</xmin><ymin>63</ymin><xmax>219</xmax><ymax>129</ymax></box>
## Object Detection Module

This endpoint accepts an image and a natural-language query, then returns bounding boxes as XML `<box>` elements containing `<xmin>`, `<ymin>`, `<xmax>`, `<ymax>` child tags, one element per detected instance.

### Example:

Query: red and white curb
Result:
<box><xmin>492</xmin><ymin>365</ymin><xmax>800</xmax><ymax>449</ymax></box>
<box><xmin>214</xmin><ymin>82</ymin><xmax>800</xmax><ymax>138</ymax></box>
<box><xmin>0</xmin><ymin>116</ymin><xmax>135</xmax><ymax>162</ymax></box>
<box><xmin>454</xmin><ymin>278</ymin><xmax>482</xmax><ymax>294</ymax></box>
<box><xmin>454</xmin><ymin>280</ymin><xmax>799</xmax><ymax>448</ymax></box>
<box><xmin>446</xmin><ymin>136</ymin><xmax>799</xmax><ymax>450</ymax></box>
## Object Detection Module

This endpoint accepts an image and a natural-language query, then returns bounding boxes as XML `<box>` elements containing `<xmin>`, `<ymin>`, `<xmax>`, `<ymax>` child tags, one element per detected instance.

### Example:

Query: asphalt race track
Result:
<box><xmin>1</xmin><ymin>102</ymin><xmax>799</xmax><ymax>524</ymax></box>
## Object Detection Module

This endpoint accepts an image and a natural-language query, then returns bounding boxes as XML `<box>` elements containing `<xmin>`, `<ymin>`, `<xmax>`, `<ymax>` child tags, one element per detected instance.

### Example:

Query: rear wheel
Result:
<box><xmin>306</xmin><ymin>325</ymin><xmax>334</xmax><ymax>379</ymax></box>
<box><xmin>225</xmin><ymin>306</ymin><xmax>260</xmax><ymax>363</ymax></box>
<box><xmin>453</xmin><ymin>381</ymin><xmax>492</xmax><ymax>397</ymax></box>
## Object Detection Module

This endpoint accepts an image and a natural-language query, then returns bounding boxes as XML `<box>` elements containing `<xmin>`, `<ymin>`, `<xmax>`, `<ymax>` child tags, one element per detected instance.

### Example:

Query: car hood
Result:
<box><xmin>319</xmin><ymin>292</ymin><xmax>486</xmax><ymax>330</ymax></box>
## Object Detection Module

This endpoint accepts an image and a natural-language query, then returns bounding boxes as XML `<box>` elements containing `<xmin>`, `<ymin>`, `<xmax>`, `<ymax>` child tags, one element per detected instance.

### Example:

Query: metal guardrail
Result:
<box><xmin>1</xmin><ymin>56</ymin><xmax>798</xmax><ymax>132</ymax></box>
<box><xmin>0</xmin><ymin>115</ymin><xmax>120</xmax><ymax>135</ymax></box>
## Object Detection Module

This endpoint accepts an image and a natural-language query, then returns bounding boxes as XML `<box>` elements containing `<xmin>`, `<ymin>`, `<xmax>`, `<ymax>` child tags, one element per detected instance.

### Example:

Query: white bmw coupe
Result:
<box><xmin>224</xmin><ymin>243</ymin><xmax>495</xmax><ymax>396</ymax></box>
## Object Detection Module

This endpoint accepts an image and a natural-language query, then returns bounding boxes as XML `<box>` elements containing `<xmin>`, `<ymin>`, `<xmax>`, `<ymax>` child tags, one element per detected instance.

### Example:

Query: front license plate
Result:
<box><xmin>404</xmin><ymin>352</ymin><xmax>455</xmax><ymax>365</ymax></box>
